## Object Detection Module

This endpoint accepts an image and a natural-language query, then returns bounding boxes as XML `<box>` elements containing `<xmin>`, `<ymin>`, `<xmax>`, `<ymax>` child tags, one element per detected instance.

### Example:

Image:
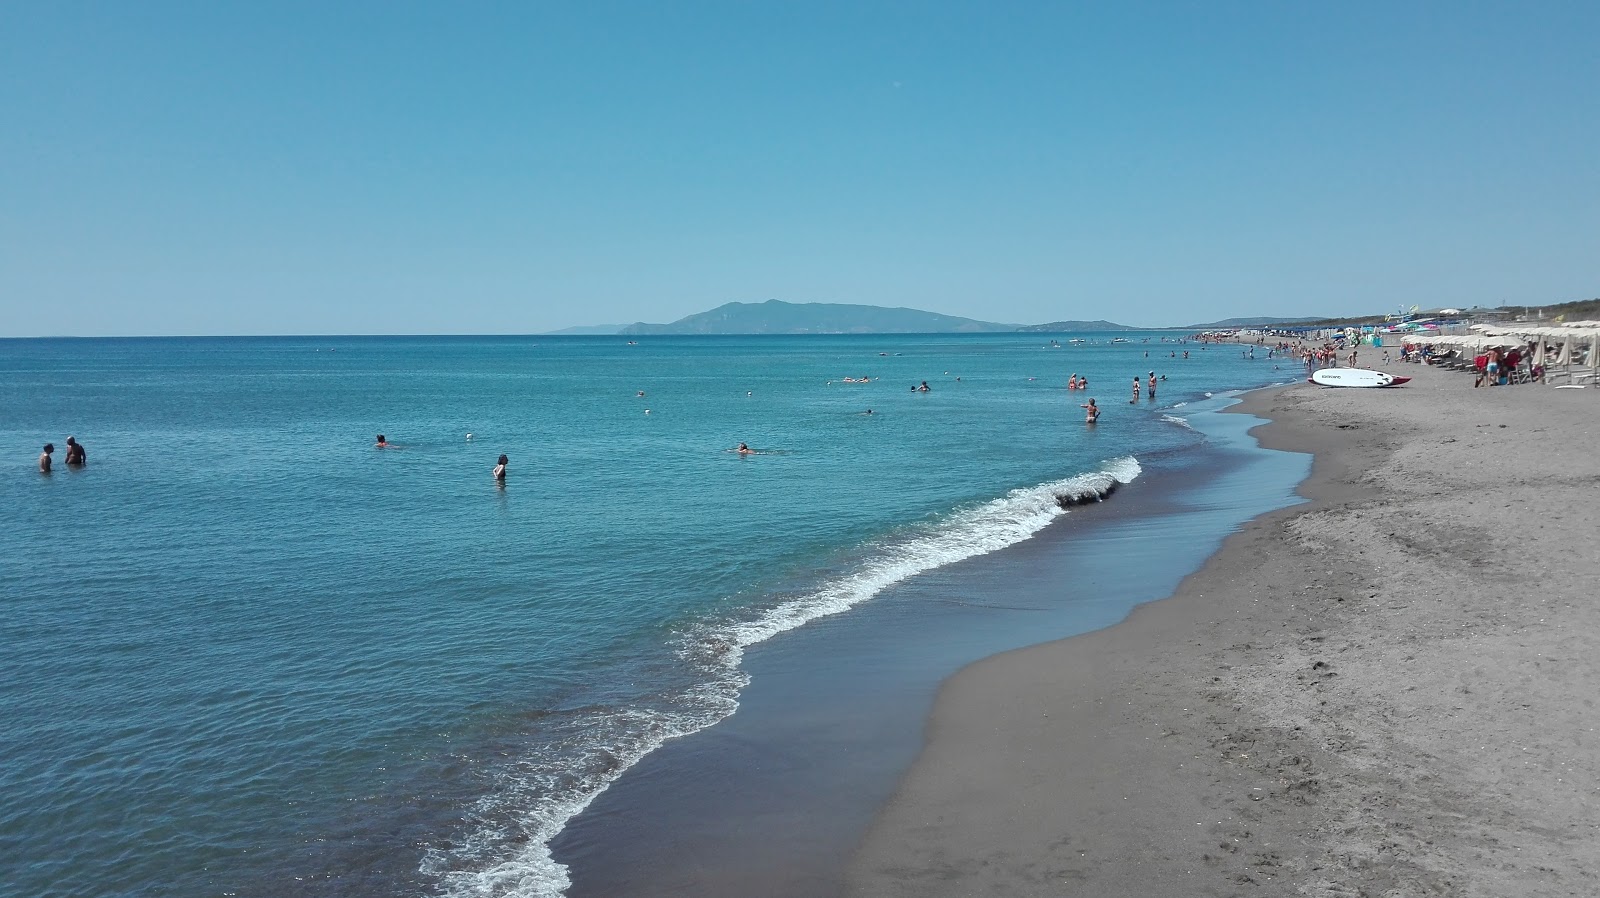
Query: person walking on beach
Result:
<box><xmin>64</xmin><ymin>436</ymin><xmax>86</xmax><ymax>466</ymax></box>
<box><xmin>1081</xmin><ymin>398</ymin><xmax>1099</xmax><ymax>424</ymax></box>
<box><xmin>39</xmin><ymin>443</ymin><xmax>54</xmax><ymax>473</ymax></box>
<box><xmin>493</xmin><ymin>454</ymin><xmax>508</xmax><ymax>481</ymax></box>
<box><xmin>1130</xmin><ymin>377</ymin><xmax>1140</xmax><ymax>404</ymax></box>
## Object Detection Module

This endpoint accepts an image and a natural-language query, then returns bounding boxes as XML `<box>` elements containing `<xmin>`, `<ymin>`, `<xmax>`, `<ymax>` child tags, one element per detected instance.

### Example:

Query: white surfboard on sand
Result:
<box><xmin>1309</xmin><ymin>368</ymin><xmax>1411</xmax><ymax>388</ymax></box>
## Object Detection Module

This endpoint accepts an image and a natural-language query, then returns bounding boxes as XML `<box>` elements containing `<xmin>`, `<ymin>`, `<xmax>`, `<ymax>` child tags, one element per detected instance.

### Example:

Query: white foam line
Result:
<box><xmin>427</xmin><ymin>456</ymin><xmax>1142</xmax><ymax>898</ymax></box>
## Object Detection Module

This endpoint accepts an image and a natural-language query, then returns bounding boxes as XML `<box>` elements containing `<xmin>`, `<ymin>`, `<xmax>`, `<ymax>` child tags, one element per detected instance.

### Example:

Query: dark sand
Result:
<box><xmin>848</xmin><ymin>361</ymin><xmax>1600</xmax><ymax>896</ymax></box>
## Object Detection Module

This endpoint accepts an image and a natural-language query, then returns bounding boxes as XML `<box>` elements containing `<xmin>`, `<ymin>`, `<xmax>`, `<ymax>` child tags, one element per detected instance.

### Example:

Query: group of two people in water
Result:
<box><xmin>38</xmin><ymin>436</ymin><xmax>86</xmax><ymax>473</ymax></box>
<box><xmin>376</xmin><ymin>434</ymin><xmax>508</xmax><ymax>482</ymax></box>
<box><xmin>1130</xmin><ymin>371</ymin><xmax>1165</xmax><ymax>403</ymax></box>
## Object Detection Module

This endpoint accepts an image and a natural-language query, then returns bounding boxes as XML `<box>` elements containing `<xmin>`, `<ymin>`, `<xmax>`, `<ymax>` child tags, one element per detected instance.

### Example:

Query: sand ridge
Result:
<box><xmin>847</xmin><ymin>361</ymin><xmax>1600</xmax><ymax>896</ymax></box>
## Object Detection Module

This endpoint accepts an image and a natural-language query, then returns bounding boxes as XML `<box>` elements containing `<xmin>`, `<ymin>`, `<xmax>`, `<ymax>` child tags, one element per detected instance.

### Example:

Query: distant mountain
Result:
<box><xmin>1184</xmin><ymin>316</ymin><xmax>1323</xmax><ymax>329</ymax></box>
<box><xmin>544</xmin><ymin>324</ymin><xmax>624</xmax><ymax>335</ymax></box>
<box><xmin>1016</xmin><ymin>320</ymin><xmax>1139</xmax><ymax>333</ymax></box>
<box><xmin>618</xmin><ymin>300</ymin><xmax>1017</xmax><ymax>335</ymax></box>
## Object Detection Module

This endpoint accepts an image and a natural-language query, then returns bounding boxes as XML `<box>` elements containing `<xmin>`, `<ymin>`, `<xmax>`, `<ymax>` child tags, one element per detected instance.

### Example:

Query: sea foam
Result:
<box><xmin>427</xmin><ymin>456</ymin><xmax>1142</xmax><ymax>898</ymax></box>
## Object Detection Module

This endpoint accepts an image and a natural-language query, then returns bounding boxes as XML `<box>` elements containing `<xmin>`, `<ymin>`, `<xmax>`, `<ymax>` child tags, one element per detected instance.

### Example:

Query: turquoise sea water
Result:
<box><xmin>2</xmin><ymin>333</ymin><xmax>1287</xmax><ymax>897</ymax></box>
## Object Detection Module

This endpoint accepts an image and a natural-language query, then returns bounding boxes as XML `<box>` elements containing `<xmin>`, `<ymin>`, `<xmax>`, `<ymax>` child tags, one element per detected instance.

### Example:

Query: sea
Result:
<box><xmin>1</xmin><ymin>333</ymin><xmax>1306</xmax><ymax>898</ymax></box>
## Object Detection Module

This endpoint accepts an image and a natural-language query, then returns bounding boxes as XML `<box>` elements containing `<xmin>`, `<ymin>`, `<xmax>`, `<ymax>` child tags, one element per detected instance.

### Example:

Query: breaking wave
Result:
<box><xmin>425</xmin><ymin>457</ymin><xmax>1142</xmax><ymax>898</ymax></box>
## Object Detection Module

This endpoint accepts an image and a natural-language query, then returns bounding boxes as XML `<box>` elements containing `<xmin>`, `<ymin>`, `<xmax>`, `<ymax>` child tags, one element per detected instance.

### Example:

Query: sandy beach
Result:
<box><xmin>848</xmin><ymin>361</ymin><xmax>1600</xmax><ymax>896</ymax></box>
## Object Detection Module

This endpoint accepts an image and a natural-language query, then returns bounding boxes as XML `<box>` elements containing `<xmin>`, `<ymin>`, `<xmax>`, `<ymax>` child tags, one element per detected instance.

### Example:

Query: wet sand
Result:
<box><xmin>848</xmin><ymin>361</ymin><xmax>1600</xmax><ymax>896</ymax></box>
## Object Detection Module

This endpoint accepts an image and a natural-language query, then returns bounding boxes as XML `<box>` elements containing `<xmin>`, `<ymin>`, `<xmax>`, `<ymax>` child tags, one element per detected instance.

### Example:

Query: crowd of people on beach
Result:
<box><xmin>1397</xmin><ymin>341</ymin><xmax>1545</xmax><ymax>387</ymax></box>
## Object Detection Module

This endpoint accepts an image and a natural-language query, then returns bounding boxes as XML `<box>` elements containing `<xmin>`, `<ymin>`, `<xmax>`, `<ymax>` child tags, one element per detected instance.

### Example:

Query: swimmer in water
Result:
<box><xmin>1081</xmin><ymin>399</ymin><xmax>1099</xmax><ymax>424</ymax></box>
<box><xmin>736</xmin><ymin>442</ymin><xmax>755</xmax><ymax>455</ymax></box>
<box><xmin>375</xmin><ymin>434</ymin><xmax>392</xmax><ymax>449</ymax></box>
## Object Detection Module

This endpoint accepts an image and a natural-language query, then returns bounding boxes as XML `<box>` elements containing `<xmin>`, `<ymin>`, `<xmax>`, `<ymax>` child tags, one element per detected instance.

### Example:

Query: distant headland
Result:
<box><xmin>542</xmin><ymin>297</ymin><xmax>1600</xmax><ymax>336</ymax></box>
<box><xmin>542</xmin><ymin>299</ymin><xmax>1307</xmax><ymax>336</ymax></box>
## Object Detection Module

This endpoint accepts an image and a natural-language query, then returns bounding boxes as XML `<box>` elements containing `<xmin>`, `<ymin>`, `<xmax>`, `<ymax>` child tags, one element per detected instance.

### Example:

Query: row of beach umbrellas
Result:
<box><xmin>1404</xmin><ymin>321</ymin><xmax>1600</xmax><ymax>382</ymax></box>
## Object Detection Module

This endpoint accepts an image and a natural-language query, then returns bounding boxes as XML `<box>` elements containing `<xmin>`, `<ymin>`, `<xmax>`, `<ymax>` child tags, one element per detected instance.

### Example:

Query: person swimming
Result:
<box><xmin>376</xmin><ymin>435</ymin><xmax>391</xmax><ymax>448</ymax></box>
<box><xmin>736</xmin><ymin>442</ymin><xmax>755</xmax><ymax>455</ymax></box>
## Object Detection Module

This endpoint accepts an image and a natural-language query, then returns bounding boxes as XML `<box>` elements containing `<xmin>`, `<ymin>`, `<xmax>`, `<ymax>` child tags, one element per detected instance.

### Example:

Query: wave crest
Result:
<box><xmin>428</xmin><ymin>456</ymin><xmax>1142</xmax><ymax>898</ymax></box>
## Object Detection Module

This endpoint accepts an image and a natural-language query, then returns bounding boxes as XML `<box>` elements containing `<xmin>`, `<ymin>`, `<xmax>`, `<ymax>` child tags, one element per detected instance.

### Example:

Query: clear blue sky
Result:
<box><xmin>2</xmin><ymin>2</ymin><xmax>1595</xmax><ymax>335</ymax></box>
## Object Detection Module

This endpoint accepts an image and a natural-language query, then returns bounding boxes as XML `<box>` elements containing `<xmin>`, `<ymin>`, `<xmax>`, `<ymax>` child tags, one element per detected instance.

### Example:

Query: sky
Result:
<box><xmin>2</xmin><ymin>2</ymin><xmax>1596</xmax><ymax>336</ymax></box>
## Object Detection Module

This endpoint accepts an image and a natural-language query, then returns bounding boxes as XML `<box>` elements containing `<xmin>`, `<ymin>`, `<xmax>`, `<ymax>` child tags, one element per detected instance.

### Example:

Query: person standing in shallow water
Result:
<box><xmin>39</xmin><ymin>443</ymin><xmax>54</xmax><ymax>473</ymax></box>
<box><xmin>1081</xmin><ymin>398</ymin><xmax>1099</xmax><ymax>424</ymax></box>
<box><xmin>1130</xmin><ymin>377</ymin><xmax>1140</xmax><ymax>404</ymax></box>
<box><xmin>64</xmin><ymin>436</ymin><xmax>86</xmax><ymax>466</ymax></box>
<box><xmin>493</xmin><ymin>454</ymin><xmax>508</xmax><ymax>482</ymax></box>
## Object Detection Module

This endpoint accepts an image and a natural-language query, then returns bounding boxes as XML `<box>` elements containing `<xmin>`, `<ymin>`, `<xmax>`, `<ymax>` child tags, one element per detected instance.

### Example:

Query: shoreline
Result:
<box><xmin>549</xmin><ymin>390</ymin><xmax>1310</xmax><ymax>897</ymax></box>
<box><xmin>847</xmin><ymin>362</ymin><xmax>1600</xmax><ymax>895</ymax></box>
